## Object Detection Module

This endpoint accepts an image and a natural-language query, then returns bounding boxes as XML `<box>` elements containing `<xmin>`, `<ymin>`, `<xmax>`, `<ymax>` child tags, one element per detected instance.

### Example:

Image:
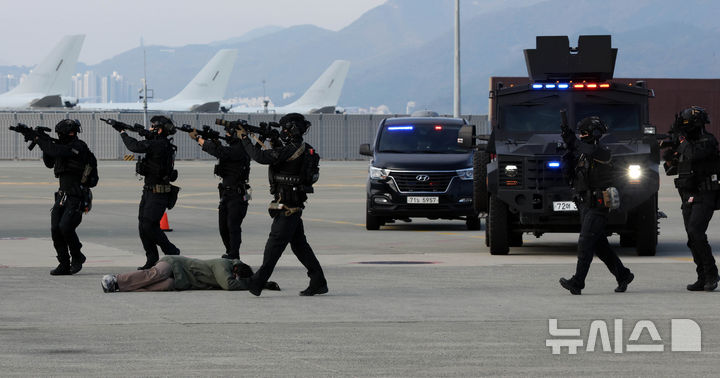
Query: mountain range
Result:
<box><xmin>1</xmin><ymin>0</ymin><xmax>719</xmax><ymax>114</ymax></box>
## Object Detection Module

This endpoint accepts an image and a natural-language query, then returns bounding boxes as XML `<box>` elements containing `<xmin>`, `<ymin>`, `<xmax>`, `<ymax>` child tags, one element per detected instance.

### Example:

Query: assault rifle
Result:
<box><xmin>8</xmin><ymin>123</ymin><xmax>53</xmax><ymax>150</ymax></box>
<box><xmin>99</xmin><ymin>118</ymin><xmax>153</xmax><ymax>138</ymax></box>
<box><xmin>178</xmin><ymin>124</ymin><xmax>231</xmax><ymax>142</ymax></box>
<box><xmin>215</xmin><ymin>118</ymin><xmax>282</xmax><ymax>146</ymax></box>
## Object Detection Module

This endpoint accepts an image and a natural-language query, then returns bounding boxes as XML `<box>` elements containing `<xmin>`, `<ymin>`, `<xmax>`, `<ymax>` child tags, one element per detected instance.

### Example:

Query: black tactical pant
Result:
<box><xmin>681</xmin><ymin>190</ymin><xmax>718</xmax><ymax>281</ymax></box>
<box><xmin>50</xmin><ymin>192</ymin><xmax>84</xmax><ymax>265</ymax></box>
<box><xmin>571</xmin><ymin>205</ymin><xmax>631</xmax><ymax>288</ymax></box>
<box><xmin>218</xmin><ymin>189</ymin><xmax>248</xmax><ymax>258</ymax></box>
<box><xmin>138</xmin><ymin>189</ymin><xmax>179</xmax><ymax>265</ymax></box>
<box><xmin>249</xmin><ymin>210</ymin><xmax>326</xmax><ymax>292</ymax></box>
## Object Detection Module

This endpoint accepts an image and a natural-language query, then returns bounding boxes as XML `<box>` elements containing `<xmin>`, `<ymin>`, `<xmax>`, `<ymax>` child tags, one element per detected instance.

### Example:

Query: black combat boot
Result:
<box><xmin>559</xmin><ymin>277</ymin><xmax>582</xmax><ymax>295</ymax></box>
<box><xmin>615</xmin><ymin>272</ymin><xmax>634</xmax><ymax>293</ymax></box>
<box><xmin>704</xmin><ymin>276</ymin><xmax>719</xmax><ymax>292</ymax></box>
<box><xmin>299</xmin><ymin>279</ymin><xmax>328</xmax><ymax>296</ymax></box>
<box><xmin>687</xmin><ymin>278</ymin><xmax>705</xmax><ymax>291</ymax></box>
<box><xmin>70</xmin><ymin>253</ymin><xmax>86</xmax><ymax>274</ymax></box>
<box><xmin>50</xmin><ymin>263</ymin><xmax>72</xmax><ymax>276</ymax></box>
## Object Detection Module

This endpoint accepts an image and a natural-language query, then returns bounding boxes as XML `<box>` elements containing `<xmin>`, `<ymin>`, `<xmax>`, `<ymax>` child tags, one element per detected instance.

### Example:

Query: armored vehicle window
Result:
<box><xmin>500</xmin><ymin>102</ymin><xmax>563</xmax><ymax>133</ymax></box>
<box><xmin>377</xmin><ymin>123</ymin><xmax>467</xmax><ymax>154</ymax></box>
<box><xmin>575</xmin><ymin>103</ymin><xmax>640</xmax><ymax>131</ymax></box>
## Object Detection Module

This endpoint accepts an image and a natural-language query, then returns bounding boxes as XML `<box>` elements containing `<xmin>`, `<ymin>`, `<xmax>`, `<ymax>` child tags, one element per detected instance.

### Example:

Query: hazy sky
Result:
<box><xmin>0</xmin><ymin>0</ymin><xmax>386</xmax><ymax>66</ymax></box>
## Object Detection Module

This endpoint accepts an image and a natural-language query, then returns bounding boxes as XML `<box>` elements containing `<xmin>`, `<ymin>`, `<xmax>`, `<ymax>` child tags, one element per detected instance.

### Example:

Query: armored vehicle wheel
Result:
<box><xmin>466</xmin><ymin>214</ymin><xmax>481</xmax><ymax>230</ymax></box>
<box><xmin>366</xmin><ymin>212</ymin><xmax>381</xmax><ymax>231</ymax></box>
<box><xmin>473</xmin><ymin>150</ymin><xmax>490</xmax><ymax>213</ymax></box>
<box><xmin>635</xmin><ymin>194</ymin><xmax>658</xmax><ymax>256</ymax></box>
<box><xmin>509</xmin><ymin>232</ymin><xmax>523</xmax><ymax>247</ymax></box>
<box><xmin>488</xmin><ymin>195</ymin><xmax>510</xmax><ymax>255</ymax></box>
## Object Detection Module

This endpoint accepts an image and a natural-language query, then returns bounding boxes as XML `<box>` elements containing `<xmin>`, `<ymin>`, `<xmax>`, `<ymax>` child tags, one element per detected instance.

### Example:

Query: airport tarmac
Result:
<box><xmin>1</xmin><ymin>160</ymin><xmax>719</xmax><ymax>376</ymax></box>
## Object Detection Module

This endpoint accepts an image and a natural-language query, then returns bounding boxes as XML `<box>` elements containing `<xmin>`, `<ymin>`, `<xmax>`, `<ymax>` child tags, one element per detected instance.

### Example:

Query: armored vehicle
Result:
<box><xmin>459</xmin><ymin>35</ymin><xmax>662</xmax><ymax>255</ymax></box>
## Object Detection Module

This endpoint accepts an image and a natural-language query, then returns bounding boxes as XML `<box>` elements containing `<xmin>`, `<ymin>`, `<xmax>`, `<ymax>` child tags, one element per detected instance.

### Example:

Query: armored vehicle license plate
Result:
<box><xmin>553</xmin><ymin>201</ymin><xmax>577</xmax><ymax>211</ymax></box>
<box><xmin>407</xmin><ymin>196</ymin><xmax>439</xmax><ymax>204</ymax></box>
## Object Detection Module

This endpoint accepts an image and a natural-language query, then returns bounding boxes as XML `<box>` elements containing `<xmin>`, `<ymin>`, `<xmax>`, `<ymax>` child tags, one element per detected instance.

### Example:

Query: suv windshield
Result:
<box><xmin>377</xmin><ymin>123</ymin><xmax>467</xmax><ymax>153</ymax></box>
<box><xmin>575</xmin><ymin>103</ymin><xmax>640</xmax><ymax>131</ymax></box>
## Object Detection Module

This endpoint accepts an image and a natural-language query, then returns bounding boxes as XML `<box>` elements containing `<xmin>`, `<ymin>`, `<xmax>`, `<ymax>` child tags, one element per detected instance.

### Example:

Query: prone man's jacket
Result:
<box><xmin>159</xmin><ymin>256</ymin><xmax>248</xmax><ymax>291</ymax></box>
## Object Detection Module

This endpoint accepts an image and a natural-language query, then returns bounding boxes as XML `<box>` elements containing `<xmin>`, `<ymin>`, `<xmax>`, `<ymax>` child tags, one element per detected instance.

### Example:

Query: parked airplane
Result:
<box><xmin>78</xmin><ymin>49</ymin><xmax>238</xmax><ymax>112</ymax></box>
<box><xmin>229</xmin><ymin>60</ymin><xmax>350</xmax><ymax>114</ymax></box>
<box><xmin>0</xmin><ymin>35</ymin><xmax>85</xmax><ymax>109</ymax></box>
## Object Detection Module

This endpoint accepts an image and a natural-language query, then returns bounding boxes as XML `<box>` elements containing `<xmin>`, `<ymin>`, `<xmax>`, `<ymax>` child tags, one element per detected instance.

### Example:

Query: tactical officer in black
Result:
<box><xmin>663</xmin><ymin>106</ymin><xmax>720</xmax><ymax>291</ymax></box>
<box><xmin>35</xmin><ymin>120</ymin><xmax>92</xmax><ymax>275</ymax></box>
<box><xmin>237</xmin><ymin>113</ymin><xmax>327</xmax><ymax>296</ymax></box>
<box><xmin>115</xmin><ymin>115</ymin><xmax>181</xmax><ymax>270</ymax></box>
<box><xmin>188</xmin><ymin>123</ymin><xmax>251</xmax><ymax>260</ymax></box>
<box><xmin>559</xmin><ymin>116</ymin><xmax>634</xmax><ymax>295</ymax></box>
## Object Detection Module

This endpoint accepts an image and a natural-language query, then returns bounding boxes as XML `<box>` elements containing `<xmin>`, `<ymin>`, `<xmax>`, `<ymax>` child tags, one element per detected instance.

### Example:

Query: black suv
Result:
<box><xmin>360</xmin><ymin>116</ymin><xmax>480</xmax><ymax>230</ymax></box>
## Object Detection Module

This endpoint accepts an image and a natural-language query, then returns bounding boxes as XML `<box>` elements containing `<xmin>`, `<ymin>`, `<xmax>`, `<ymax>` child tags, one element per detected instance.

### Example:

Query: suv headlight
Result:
<box><xmin>456</xmin><ymin>167</ymin><xmax>473</xmax><ymax>180</ymax></box>
<box><xmin>369</xmin><ymin>166</ymin><xmax>389</xmax><ymax>180</ymax></box>
<box><xmin>504</xmin><ymin>164</ymin><xmax>518</xmax><ymax>177</ymax></box>
<box><xmin>628</xmin><ymin>164</ymin><xmax>642</xmax><ymax>179</ymax></box>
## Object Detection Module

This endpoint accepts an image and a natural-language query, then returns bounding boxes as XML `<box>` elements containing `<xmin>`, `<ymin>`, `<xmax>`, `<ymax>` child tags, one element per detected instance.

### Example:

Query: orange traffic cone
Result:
<box><xmin>160</xmin><ymin>212</ymin><xmax>173</xmax><ymax>232</ymax></box>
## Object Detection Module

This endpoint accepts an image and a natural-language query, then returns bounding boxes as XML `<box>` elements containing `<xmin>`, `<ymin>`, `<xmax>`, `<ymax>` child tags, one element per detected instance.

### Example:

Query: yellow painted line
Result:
<box><xmin>669</xmin><ymin>257</ymin><xmax>693</xmax><ymax>262</ymax></box>
<box><xmin>178</xmin><ymin>192</ymin><xmax>217</xmax><ymax>198</ymax></box>
<box><xmin>0</xmin><ymin>182</ymin><xmax>55</xmax><ymax>186</ymax></box>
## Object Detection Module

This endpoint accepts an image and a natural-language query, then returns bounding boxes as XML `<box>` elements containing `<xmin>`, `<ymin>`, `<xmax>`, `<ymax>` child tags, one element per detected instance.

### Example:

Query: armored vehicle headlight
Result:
<box><xmin>369</xmin><ymin>166</ymin><xmax>389</xmax><ymax>180</ymax></box>
<box><xmin>457</xmin><ymin>168</ymin><xmax>473</xmax><ymax>180</ymax></box>
<box><xmin>628</xmin><ymin>165</ymin><xmax>642</xmax><ymax>179</ymax></box>
<box><xmin>504</xmin><ymin>164</ymin><xmax>518</xmax><ymax>177</ymax></box>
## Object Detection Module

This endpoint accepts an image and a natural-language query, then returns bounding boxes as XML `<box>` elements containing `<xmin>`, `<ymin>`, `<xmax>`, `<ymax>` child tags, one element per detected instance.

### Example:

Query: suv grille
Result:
<box><xmin>389</xmin><ymin>171</ymin><xmax>455</xmax><ymax>192</ymax></box>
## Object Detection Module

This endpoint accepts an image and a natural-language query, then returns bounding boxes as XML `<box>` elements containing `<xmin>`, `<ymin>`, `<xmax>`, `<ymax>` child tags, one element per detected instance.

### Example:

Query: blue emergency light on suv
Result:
<box><xmin>359</xmin><ymin>117</ymin><xmax>480</xmax><ymax>230</ymax></box>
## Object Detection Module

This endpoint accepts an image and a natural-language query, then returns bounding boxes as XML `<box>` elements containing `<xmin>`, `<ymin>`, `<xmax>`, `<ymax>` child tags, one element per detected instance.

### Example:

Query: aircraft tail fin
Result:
<box><xmin>288</xmin><ymin>60</ymin><xmax>350</xmax><ymax>109</ymax></box>
<box><xmin>166</xmin><ymin>49</ymin><xmax>238</xmax><ymax>103</ymax></box>
<box><xmin>6</xmin><ymin>35</ymin><xmax>85</xmax><ymax>96</ymax></box>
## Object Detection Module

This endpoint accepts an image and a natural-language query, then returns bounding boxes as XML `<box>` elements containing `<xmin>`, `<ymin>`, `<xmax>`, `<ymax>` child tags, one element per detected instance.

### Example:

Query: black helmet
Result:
<box><xmin>150</xmin><ymin>115</ymin><xmax>176</xmax><ymax>135</ymax></box>
<box><xmin>679</xmin><ymin>106</ymin><xmax>709</xmax><ymax>133</ymax></box>
<box><xmin>576</xmin><ymin>116</ymin><xmax>607</xmax><ymax>142</ymax></box>
<box><xmin>55</xmin><ymin>119</ymin><xmax>81</xmax><ymax>135</ymax></box>
<box><xmin>279</xmin><ymin>113</ymin><xmax>310</xmax><ymax>138</ymax></box>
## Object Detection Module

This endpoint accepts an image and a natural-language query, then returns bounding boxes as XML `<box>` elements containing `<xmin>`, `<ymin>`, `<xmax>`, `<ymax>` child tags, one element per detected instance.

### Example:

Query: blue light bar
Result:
<box><xmin>558</xmin><ymin>83</ymin><xmax>569</xmax><ymax>89</ymax></box>
<box><xmin>387</xmin><ymin>126</ymin><xmax>414</xmax><ymax>131</ymax></box>
<box><xmin>547</xmin><ymin>161</ymin><xmax>561</xmax><ymax>168</ymax></box>
<box><xmin>545</xmin><ymin>84</ymin><xmax>556</xmax><ymax>89</ymax></box>
<box><xmin>532</xmin><ymin>84</ymin><xmax>543</xmax><ymax>89</ymax></box>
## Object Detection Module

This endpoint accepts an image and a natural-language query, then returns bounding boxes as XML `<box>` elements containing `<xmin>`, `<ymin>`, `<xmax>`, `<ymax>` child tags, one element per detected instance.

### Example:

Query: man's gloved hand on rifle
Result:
<box><xmin>236</xmin><ymin>124</ymin><xmax>247</xmax><ymax>138</ymax></box>
<box><xmin>188</xmin><ymin>129</ymin><xmax>199</xmax><ymax>141</ymax></box>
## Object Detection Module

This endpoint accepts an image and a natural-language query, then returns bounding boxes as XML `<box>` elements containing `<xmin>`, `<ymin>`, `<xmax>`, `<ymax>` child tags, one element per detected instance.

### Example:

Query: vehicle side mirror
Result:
<box><xmin>457</xmin><ymin>125</ymin><xmax>476</xmax><ymax>148</ymax></box>
<box><xmin>359</xmin><ymin>143</ymin><xmax>373</xmax><ymax>156</ymax></box>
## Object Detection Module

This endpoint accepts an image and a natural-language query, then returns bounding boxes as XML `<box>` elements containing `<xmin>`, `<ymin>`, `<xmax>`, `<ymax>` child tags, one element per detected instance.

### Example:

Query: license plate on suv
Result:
<box><xmin>553</xmin><ymin>201</ymin><xmax>577</xmax><ymax>211</ymax></box>
<box><xmin>407</xmin><ymin>196</ymin><xmax>439</xmax><ymax>204</ymax></box>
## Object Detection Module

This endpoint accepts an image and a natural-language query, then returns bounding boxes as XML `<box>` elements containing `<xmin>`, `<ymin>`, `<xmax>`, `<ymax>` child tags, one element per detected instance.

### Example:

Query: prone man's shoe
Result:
<box><xmin>50</xmin><ymin>264</ymin><xmax>72</xmax><ymax>276</ymax></box>
<box><xmin>70</xmin><ymin>254</ymin><xmax>86</xmax><ymax>275</ymax></box>
<box><xmin>615</xmin><ymin>272</ymin><xmax>634</xmax><ymax>293</ymax></box>
<box><xmin>101</xmin><ymin>275</ymin><xmax>118</xmax><ymax>293</ymax></box>
<box><xmin>559</xmin><ymin>277</ymin><xmax>581</xmax><ymax>295</ymax></box>
<box><xmin>687</xmin><ymin>279</ymin><xmax>705</xmax><ymax>292</ymax></box>
<box><xmin>299</xmin><ymin>285</ymin><xmax>329</xmax><ymax>296</ymax></box>
<box><xmin>704</xmin><ymin>276</ymin><xmax>719</xmax><ymax>292</ymax></box>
